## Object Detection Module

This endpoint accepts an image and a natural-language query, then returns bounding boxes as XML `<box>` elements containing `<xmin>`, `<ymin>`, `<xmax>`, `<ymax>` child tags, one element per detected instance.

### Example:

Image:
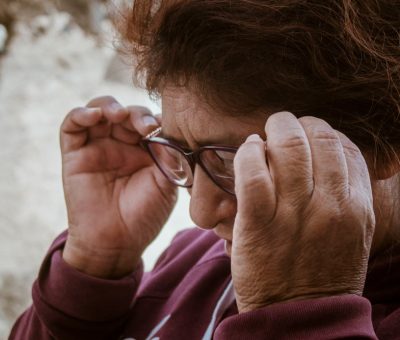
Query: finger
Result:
<box><xmin>265</xmin><ymin>111</ymin><xmax>313</xmax><ymax>200</ymax></box>
<box><xmin>119</xmin><ymin>110</ymin><xmax>160</xmax><ymax>134</ymax></box>
<box><xmin>92</xmin><ymin>106</ymin><xmax>158</xmax><ymax>143</ymax></box>
<box><xmin>155</xmin><ymin>113</ymin><xmax>162</xmax><ymax>126</ymax></box>
<box><xmin>234</xmin><ymin>134</ymin><xmax>275</xmax><ymax>223</ymax></box>
<box><xmin>87</xmin><ymin>97</ymin><xmax>129</xmax><ymax>124</ymax></box>
<box><xmin>126</xmin><ymin>105</ymin><xmax>160</xmax><ymax>136</ymax></box>
<box><xmin>111</xmin><ymin>124</ymin><xmax>141</xmax><ymax>145</ymax></box>
<box><xmin>299</xmin><ymin>116</ymin><xmax>348</xmax><ymax>197</ymax></box>
<box><xmin>336</xmin><ymin>131</ymin><xmax>372</xmax><ymax>196</ymax></box>
<box><xmin>86</xmin><ymin>95</ymin><xmax>119</xmax><ymax>107</ymax></box>
<box><xmin>87</xmin><ymin>97</ymin><xmax>159</xmax><ymax>138</ymax></box>
<box><xmin>60</xmin><ymin>107</ymin><xmax>103</xmax><ymax>153</ymax></box>
<box><xmin>87</xmin><ymin>120</ymin><xmax>112</xmax><ymax>139</ymax></box>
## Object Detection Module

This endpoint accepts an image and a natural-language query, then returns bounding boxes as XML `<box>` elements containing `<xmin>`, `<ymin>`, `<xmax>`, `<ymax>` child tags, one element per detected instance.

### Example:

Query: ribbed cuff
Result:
<box><xmin>214</xmin><ymin>295</ymin><xmax>377</xmax><ymax>339</ymax></box>
<box><xmin>33</xmin><ymin>234</ymin><xmax>143</xmax><ymax>322</ymax></box>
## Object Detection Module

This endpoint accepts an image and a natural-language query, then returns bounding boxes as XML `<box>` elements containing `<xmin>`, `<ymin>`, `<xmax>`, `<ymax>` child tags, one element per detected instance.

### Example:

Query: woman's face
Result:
<box><xmin>161</xmin><ymin>85</ymin><xmax>400</xmax><ymax>255</ymax></box>
<box><xmin>162</xmin><ymin>86</ymin><xmax>268</xmax><ymax>246</ymax></box>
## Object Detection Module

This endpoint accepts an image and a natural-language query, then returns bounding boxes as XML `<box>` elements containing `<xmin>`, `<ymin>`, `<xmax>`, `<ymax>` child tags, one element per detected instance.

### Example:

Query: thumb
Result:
<box><xmin>234</xmin><ymin>134</ymin><xmax>275</xmax><ymax>224</ymax></box>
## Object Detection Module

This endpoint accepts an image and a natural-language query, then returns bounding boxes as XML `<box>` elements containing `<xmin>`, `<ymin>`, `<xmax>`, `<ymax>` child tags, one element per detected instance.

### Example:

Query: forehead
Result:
<box><xmin>161</xmin><ymin>86</ymin><xmax>267</xmax><ymax>147</ymax></box>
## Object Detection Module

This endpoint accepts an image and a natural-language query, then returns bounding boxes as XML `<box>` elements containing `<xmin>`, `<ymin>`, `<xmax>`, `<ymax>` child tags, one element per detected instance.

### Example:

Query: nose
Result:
<box><xmin>189</xmin><ymin>165</ymin><xmax>236</xmax><ymax>229</ymax></box>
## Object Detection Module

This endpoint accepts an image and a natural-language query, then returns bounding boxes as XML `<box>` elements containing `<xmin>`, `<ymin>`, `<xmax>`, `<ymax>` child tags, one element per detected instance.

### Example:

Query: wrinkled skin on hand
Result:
<box><xmin>232</xmin><ymin>112</ymin><xmax>375</xmax><ymax>313</ymax></box>
<box><xmin>61</xmin><ymin>96</ymin><xmax>177</xmax><ymax>278</ymax></box>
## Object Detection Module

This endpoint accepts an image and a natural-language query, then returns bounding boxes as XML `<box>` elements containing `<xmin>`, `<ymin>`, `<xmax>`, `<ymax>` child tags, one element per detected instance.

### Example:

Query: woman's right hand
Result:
<box><xmin>60</xmin><ymin>96</ymin><xmax>177</xmax><ymax>278</ymax></box>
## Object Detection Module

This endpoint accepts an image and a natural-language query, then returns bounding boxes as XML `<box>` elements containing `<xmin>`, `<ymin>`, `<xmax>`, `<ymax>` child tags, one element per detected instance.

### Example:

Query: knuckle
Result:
<box><xmin>100</xmin><ymin>95</ymin><xmax>117</xmax><ymax>102</ymax></box>
<box><xmin>236</xmin><ymin>172</ymin><xmax>268</xmax><ymax>194</ymax></box>
<box><xmin>62</xmin><ymin>107</ymin><xmax>84</xmax><ymax>124</ymax></box>
<box><xmin>335</xmin><ymin>130</ymin><xmax>354</xmax><ymax>146</ymax></box>
<box><xmin>342</xmin><ymin>144</ymin><xmax>362</xmax><ymax>158</ymax></box>
<box><xmin>238</xmin><ymin>169</ymin><xmax>267</xmax><ymax>188</ymax></box>
<box><xmin>311</xmin><ymin>130</ymin><xmax>340</xmax><ymax>143</ymax></box>
<box><xmin>67</xmin><ymin>106</ymin><xmax>85</xmax><ymax>116</ymax></box>
<box><xmin>127</xmin><ymin>105</ymin><xmax>153</xmax><ymax>116</ymax></box>
<box><xmin>235</xmin><ymin>143</ymin><xmax>250</xmax><ymax>159</ymax></box>
<box><xmin>234</xmin><ymin>144</ymin><xmax>258</xmax><ymax>167</ymax></box>
<box><xmin>272</xmin><ymin>134</ymin><xmax>307</xmax><ymax>150</ymax></box>
<box><xmin>233</xmin><ymin>153</ymin><xmax>245</xmax><ymax>171</ymax></box>
<box><xmin>271</xmin><ymin>111</ymin><xmax>296</xmax><ymax>119</ymax></box>
<box><xmin>309</xmin><ymin>130</ymin><xmax>342</xmax><ymax>153</ymax></box>
<box><xmin>299</xmin><ymin>115</ymin><xmax>325</xmax><ymax>125</ymax></box>
<box><xmin>246</xmin><ymin>172</ymin><xmax>269</xmax><ymax>186</ymax></box>
<box><xmin>88</xmin><ymin>95</ymin><xmax>117</xmax><ymax>106</ymax></box>
<box><xmin>315</xmin><ymin>181</ymin><xmax>349</xmax><ymax>201</ymax></box>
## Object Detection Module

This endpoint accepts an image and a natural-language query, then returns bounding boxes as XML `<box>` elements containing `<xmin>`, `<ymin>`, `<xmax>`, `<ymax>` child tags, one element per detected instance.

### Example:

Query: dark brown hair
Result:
<box><xmin>117</xmin><ymin>0</ymin><xmax>400</xmax><ymax>166</ymax></box>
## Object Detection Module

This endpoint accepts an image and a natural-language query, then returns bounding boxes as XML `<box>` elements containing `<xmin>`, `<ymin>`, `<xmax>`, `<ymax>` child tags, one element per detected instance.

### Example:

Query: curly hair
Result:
<box><xmin>116</xmin><ymin>0</ymin><xmax>400</xmax><ymax>167</ymax></box>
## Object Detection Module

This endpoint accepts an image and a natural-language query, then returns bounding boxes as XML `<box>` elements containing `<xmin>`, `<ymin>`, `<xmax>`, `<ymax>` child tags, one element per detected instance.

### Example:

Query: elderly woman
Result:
<box><xmin>10</xmin><ymin>0</ymin><xmax>400</xmax><ymax>339</ymax></box>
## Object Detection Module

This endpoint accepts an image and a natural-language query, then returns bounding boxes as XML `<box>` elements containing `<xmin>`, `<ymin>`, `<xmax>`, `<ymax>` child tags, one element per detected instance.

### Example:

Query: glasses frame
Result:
<box><xmin>141</xmin><ymin>127</ymin><xmax>238</xmax><ymax>195</ymax></box>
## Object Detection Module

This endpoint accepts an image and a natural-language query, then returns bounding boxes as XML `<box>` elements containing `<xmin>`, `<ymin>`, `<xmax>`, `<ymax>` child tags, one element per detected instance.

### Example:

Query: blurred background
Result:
<box><xmin>0</xmin><ymin>0</ymin><xmax>192</xmax><ymax>337</ymax></box>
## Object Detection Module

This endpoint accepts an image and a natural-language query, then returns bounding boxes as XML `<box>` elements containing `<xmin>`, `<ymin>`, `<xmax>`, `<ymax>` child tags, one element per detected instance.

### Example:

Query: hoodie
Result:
<box><xmin>9</xmin><ymin>227</ymin><xmax>400</xmax><ymax>339</ymax></box>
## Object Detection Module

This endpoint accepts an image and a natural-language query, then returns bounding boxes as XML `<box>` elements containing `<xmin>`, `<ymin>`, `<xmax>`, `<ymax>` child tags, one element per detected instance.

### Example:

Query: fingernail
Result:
<box><xmin>246</xmin><ymin>134</ymin><xmax>262</xmax><ymax>142</ymax></box>
<box><xmin>86</xmin><ymin>108</ymin><xmax>102</xmax><ymax>114</ymax></box>
<box><xmin>110</xmin><ymin>103</ymin><xmax>123</xmax><ymax>114</ymax></box>
<box><xmin>142</xmin><ymin>115</ymin><xmax>159</xmax><ymax>127</ymax></box>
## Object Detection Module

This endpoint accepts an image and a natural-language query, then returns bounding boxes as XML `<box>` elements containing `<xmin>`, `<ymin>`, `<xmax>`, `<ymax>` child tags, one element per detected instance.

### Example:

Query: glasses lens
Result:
<box><xmin>200</xmin><ymin>149</ymin><xmax>236</xmax><ymax>194</ymax></box>
<box><xmin>147</xmin><ymin>142</ymin><xmax>193</xmax><ymax>187</ymax></box>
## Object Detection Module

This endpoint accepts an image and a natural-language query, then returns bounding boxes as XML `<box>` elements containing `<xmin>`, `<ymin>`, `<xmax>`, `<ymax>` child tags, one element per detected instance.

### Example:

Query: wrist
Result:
<box><xmin>63</xmin><ymin>237</ymin><xmax>142</xmax><ymax>279</ymax></box>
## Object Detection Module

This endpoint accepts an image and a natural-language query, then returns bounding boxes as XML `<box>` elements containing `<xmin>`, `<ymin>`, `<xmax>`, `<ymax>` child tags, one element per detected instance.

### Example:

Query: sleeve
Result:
<box><xmin>214</xmin><ymin>295</ymin><xmax>378</xmax><ymax>339</ymax></box>
<box><xmin>8</xmin><ymin>231</ymin><xmax>144</xmax><ymax>340</ymax></box>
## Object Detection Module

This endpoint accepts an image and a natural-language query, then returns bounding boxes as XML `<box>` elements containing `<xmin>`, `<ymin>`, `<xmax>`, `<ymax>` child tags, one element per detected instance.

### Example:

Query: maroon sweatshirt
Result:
<box><xmin>9</xmin><ymin>227</ymin><xmax>400</xmax><ymax>339</ymax></box>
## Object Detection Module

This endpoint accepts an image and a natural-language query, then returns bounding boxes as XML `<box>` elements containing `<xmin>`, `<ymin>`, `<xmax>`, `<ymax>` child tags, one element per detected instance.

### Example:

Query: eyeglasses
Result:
<box><xmin>141</xmin><ymin>127</ymin><xmax>238</xmax><ymax>195</ymax></box>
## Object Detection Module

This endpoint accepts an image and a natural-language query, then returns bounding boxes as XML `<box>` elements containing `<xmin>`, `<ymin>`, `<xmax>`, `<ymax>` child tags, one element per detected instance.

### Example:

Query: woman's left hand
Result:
<box><xmin>231</xmin><ymin>111</ymin><xmax>375</xmax><ymax>313</ymax></box>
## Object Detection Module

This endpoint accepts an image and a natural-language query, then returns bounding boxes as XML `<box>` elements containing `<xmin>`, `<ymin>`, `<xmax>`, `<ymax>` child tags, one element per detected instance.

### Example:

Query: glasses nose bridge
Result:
<box><xmin>185</xmin><ymin>149</ymin><xmax>202</xmax><ymax>172</ymax></box>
